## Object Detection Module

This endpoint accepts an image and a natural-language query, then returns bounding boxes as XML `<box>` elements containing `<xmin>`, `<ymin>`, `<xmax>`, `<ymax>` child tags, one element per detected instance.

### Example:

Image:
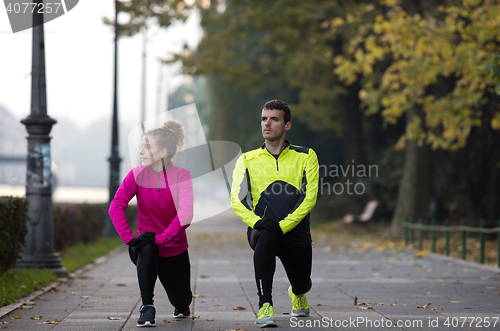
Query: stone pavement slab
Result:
<box><xmin>2</xmin><ymin>209</ymin><xmax>500</xmax><ymax>330</ymax></box>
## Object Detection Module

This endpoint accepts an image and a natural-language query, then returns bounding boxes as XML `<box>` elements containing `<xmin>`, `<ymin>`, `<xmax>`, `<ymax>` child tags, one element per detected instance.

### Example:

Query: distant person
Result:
<box><xmin>230</xmin><ymin>100</ymin><xmax>319</xmax><ymax>327</ymax></box>
<box><xmin>109</xmin><ymin>120</ymin><xmax>194</xmax><ymax>327</ymax></box>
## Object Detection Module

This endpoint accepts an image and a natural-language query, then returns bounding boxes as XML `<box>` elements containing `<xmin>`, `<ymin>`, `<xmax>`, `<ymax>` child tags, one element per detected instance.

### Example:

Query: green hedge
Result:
<box><xmin>53</xmin><ymin>203</ymin><xmax>137</xmax><ymax>251</ymax></box>
<box><xmin>2</xmin><ymin>197</ymin><xmax>138</xmax><ymax>273</ymax></box>
<box><xmin>0</xmin><ymin>197</ymin><xmax>28</xmax><ymax>274</ymax></box>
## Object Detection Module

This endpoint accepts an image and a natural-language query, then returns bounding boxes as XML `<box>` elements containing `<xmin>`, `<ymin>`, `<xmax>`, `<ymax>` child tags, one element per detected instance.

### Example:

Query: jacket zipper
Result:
<box><xmin>158</xmin><ymin>173</ymin><xmax>161</xmax><ymax>192</ymax></box>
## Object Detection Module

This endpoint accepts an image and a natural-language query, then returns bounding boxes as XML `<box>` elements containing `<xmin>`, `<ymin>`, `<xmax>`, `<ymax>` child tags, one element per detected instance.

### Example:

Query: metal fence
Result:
<box><xmin>403</xmin><ymin>218</ymin><xmax>500</xmax><ymax>267</ymax></box>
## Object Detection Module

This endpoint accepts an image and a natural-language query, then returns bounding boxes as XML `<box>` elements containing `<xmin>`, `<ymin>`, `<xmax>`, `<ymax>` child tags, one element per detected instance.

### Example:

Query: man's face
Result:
<box><xmin>261</xmin><ymin>108</ymin><xmax>291</xmax><ymax>141</ymax></box>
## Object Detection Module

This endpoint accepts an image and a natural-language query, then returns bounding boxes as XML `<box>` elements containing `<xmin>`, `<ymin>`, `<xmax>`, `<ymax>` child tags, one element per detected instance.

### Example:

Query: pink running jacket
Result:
<box><xmin>109</xmin><ymin>164</ymin><xmax>193</xmax><ymax>257</ymax></box>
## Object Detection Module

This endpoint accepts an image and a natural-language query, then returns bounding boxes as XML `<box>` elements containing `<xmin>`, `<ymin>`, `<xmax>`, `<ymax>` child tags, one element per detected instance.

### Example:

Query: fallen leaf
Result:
<box><xmin>495</xmin><ymin>292</ymin><xmax>500</xmax><ymax>295</ymax></box>
<box><xmin>81</xmin><ymin>305</ymin><xmax>93</xmax><ymax>308</ymax></box>
<box><xmin>317</xmin><ymin>304</ymin><xmax>323</xmax><ymax>306</ymax></box>
<box><xmin>24</xmin><ymin>300</ymin><xmax>37</xmax><ymax>305</ymax></box>
<box><xmin>417</xmin><ymin>303</ymin><xmax>442</xmax><ymax>310</ymax></box>
<box><xmin>14</xmin><ymin>316</ymin><xmax>21</xmax><ymax>319</ymax></box>
<box><xmin>78</xmin><ymin>302</ymin><xmax>89</xmax><ymax>306</ymax></box>
<box><xmin>233</xmin><ymin>306</ymin><xmax>246</xmax><ymax>310</ymax></box>
<box><xmin>448</xmin><ymin>301</ymin><xmax>462</xmax><ymax>303</ymax></box>
<box><xmin>357</xmin><ymin>306</ymin><xmax>373</xmax><ymax>310</ymax></box>
<box><xmin>116</xmin><ymin>283</ymin><xmax>126</xmax><ymax>287</ymax></box>
<box><xmin>163</xmin><ymin>319</ymin><xmax>178</xmax><ymax>323</ymax></box>
<box><xmin>31</xmin><ymin>316</ymin><xmax>43</xmax><ymax>320</ymax></box>
<box><xmin>354</xmin><ymin>296</ymin><xmax>358</xmax><ymax>305</ymax></box>
<box><xmin>107</xmin><ymin>316</ymin><xmax>121</xmax><ymax>320</ymax></box>
<box><xmin>41</xmin><ymin>319</ymin><xmax>60</xmax><ymax>324</ymax></box>
<box><xmin>206</xmin><ymin>318</ymin><xmax>214</xmax><ymax>321</ymax></box>
<box><xmin>101</xmin><ymin>295</ymin><xmax>115</xmax><ymax>299</ymax></box>
<box><xmin>70</xmin><ymin>292</ymin><xmax>81</xmax><ymax>295</ymax></box>
<box><xmin>193</xmin><ymin>294</ymin><xmax>204</xmax><ymax>298</ymax></box>
<box><xmin>200</xmin><ymin>275</ymin><xmax>209</xmax><ymax>278</ymax></box>
<box><xmin>414</xmin><ymin>251</ymin><xmax>429</xmax><ymax>258</ymax></box>
<box><xmin>80</xmin><ymin>296</ymin><xmax>91</xmax><ymax>299</ymax></box>
<box><xmin>275</xmin><ymin>292</ymin><xmax>284</xmax><ymax>296</ymax></box>
<box><xmin>486</xmin><ymin>286</ymin><xmax>499</xmax><ymax>289</ymax></box>
<box><xmin>48</xmin><ymin>287</ymin><xmax>61</xmax><ymax>293</ymax></box>
<box><xmin>20</xmin><ymin>305</ymin><xmax>33</xmax><ymax>309</ymax></box>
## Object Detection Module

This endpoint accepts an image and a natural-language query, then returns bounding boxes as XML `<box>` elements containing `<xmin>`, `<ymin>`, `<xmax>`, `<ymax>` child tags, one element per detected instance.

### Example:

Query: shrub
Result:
<box><xmin>0</xmin><ymin>197</ymin><xmax>28</xmax><ymax>274</ymax></box>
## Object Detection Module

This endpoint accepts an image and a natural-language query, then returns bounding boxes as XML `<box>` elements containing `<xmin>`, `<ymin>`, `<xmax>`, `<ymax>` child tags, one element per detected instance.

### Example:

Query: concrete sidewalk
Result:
<box><xmin>2</xmin><ymin>210</ymin><xmax>500</xmax><ymax>330</ymax></box>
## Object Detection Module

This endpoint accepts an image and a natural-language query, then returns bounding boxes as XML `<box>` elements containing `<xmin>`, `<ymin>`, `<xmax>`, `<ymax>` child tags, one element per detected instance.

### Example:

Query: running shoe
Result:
<box><xmin>288</xmin><ymin>285</ymin><xmax>309</xmax><ymax>317</ymax></box>
<box><xmin>137</xmin><ymin>304</ymin><xmax>155</xmax><ymax>327</ymax></box>
<box><xmin>255</xmin><ymin>302</ymin><xmax>277</xmax><ymax>327</ymax></box>
<box><xmin>173</xmin><ymin>308</ymin><xmax>191</xmax><ymax>318</ymax></box>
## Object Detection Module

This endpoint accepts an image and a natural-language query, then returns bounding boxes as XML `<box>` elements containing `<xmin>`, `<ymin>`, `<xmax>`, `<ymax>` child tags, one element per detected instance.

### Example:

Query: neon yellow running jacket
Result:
<box><xmin>230</xmin><ymin>141</ymin><xmax>319</xmax><ymax>247</ymax></box>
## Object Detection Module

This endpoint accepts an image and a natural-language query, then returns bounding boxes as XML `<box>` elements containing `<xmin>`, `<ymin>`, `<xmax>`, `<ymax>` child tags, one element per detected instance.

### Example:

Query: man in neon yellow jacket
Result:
<box><xmin>231</xmin><ymin>99</ymin><xmax>319</xmax><ymax>327</ymax></box>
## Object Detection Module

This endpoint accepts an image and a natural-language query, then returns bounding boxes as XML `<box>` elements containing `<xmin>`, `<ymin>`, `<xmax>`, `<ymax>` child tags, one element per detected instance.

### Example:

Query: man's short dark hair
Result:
<box><xmin>263</xmin><ymin>99</ymin><xmax>291</xmax><ymax>124</ymax></box>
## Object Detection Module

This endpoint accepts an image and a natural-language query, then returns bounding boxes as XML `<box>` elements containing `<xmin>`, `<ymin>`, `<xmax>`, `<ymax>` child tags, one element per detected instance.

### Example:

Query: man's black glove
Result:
<box><xmin>253</xmin><ymin>217</ymin><xmax>282</xmax><ymax>234</ymax></box>
<box><xmin>127</xmin><ymin>231</ymin><xmax>156</xmax><ymax>247</ymax></box>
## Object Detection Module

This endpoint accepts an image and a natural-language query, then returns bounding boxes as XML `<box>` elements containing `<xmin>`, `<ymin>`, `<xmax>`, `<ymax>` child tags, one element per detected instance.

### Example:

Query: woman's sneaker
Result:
<box><xmin>173</xmin><ymin>308</ymin><xmax>191</xmax><ymax>318</ymax></box>
<box><xmin>137</xmin><ymin>305</ymin><xmax>155</xmax><ymax>327</ymax></box>
<box><xmin>288</xmin><ymin>286</ymin><xmax>309</xmax><ymax>317</ymax></box>
<box><xmin>255</xmin><ymin>302</ymin><xmax>277</xmax><ymax>327</ymax></box>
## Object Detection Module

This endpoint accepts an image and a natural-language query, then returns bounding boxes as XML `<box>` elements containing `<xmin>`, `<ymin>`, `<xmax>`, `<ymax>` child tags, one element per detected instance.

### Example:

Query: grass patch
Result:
<box><xmin>0</xmin><ymin>236</ymin><xmax>124</xmax><ymax>308</ymax></box>
<box><xmin>60</xmin><ymin>236</ymin><xmax>124</xmax><ymax>273</ymax></box>
<box><xmin>0</xmin><ymin>268</ymin><xmax>57</xmax><ymax>307</ymax></box>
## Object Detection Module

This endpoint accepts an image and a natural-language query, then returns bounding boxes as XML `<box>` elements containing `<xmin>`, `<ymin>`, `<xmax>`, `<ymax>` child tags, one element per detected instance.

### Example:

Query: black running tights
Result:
<box><xmin>129</xmin><ymin>243</ymin><xmax>192</xmax><ymax>311</ymax></box>
<box><xmin>253</xmin><ymin>229</ymin><xmax>312</xmax><ymax>308</ymax></box>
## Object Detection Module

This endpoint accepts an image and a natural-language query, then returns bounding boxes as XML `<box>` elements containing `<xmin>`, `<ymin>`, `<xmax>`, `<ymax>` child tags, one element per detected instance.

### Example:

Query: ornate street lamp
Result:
<box><xmin>18</xmin><ymin>0</ymin><xmax>66</xmax><ymax>276</ymax></box>
<box><xmin>104</xmin><ymin>0</ymin><xmax>122</xmax><ymax>237</ymax></box>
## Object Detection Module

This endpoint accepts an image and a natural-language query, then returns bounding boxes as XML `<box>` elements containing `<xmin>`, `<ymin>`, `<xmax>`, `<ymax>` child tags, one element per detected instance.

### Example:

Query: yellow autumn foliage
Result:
<box><xmin>333</xmin><ymin>0</ymin><xmax>500</xmax><ymax>150</ymax></box>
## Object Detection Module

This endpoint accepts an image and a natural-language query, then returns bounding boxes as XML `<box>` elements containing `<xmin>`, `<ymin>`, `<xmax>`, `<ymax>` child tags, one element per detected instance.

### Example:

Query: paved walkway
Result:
<box><xmin>2</xmin><ymin>210</ymin><xmax>500</xmax><ymax>330</ymax></box>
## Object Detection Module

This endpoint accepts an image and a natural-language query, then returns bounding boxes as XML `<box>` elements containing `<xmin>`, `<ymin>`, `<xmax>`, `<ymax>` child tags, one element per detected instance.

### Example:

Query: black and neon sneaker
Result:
<box><xmin>173</xmin><ymin>308</ymin><xmax>191</xmax><ymax>318</ymax></box>
<box><xmin>255</xmin><ymin>302</ymin><xmax>277</xmax><ymax>327</ymax></box>
<box><xmin>289</xmin><ymin>286</ymin><xmax>309</xmax><ymax>317</ymax></box>
<box><xmin>137</xmin><ymin>304</ymin><xmax>155</xmax><ymax>327</ymax></box>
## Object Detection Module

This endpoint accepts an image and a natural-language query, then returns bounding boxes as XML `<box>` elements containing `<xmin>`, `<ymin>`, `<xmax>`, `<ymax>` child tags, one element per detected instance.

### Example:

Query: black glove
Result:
<box><xmin>127</xmin><ymin>232</ymin><xmax>156</xmax><ymax>246</ymax></box>
<box><xmin>253</xmin><ymin>217</ymin><xmax>282</xmax><ymax>234</ymax></box>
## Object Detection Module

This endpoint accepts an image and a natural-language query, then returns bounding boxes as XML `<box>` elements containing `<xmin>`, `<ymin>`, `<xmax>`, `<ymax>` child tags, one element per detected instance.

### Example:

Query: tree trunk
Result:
<box><xmin>340</xmin><ymin>82</ymin><xmax>367</xmax><ymax>169</ymax></box>
<box><xmin>391</xmin><ymin>109</ymin><xmax>435</xmax><ymax>237</ymax></box>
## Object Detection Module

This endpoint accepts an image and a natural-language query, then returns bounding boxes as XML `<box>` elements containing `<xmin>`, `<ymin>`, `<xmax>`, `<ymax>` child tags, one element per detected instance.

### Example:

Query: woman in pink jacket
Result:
<box><xmin>109</xmin><ymin>120</ymin><xmax>194</xmax><ymax>327</ymax></box>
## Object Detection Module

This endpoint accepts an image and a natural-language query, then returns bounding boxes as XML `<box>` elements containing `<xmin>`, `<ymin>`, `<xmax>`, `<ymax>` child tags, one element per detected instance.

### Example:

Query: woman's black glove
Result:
<box><xmin>253</xmin><ymin>217</ymin><xmax>282</xmax><ymax>234</ymax></box>
<box><xmin>127</xmin><ymin>231</ymin><xmax>156</xmax><ymax>247</ymax></box>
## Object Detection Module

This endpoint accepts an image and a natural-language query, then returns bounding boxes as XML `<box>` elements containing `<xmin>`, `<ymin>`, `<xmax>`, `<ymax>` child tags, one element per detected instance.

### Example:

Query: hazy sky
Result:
<box><xmin>0</xmin><ymin>0</ymin><xmax>203</xmax><ymax>130</ymax></box>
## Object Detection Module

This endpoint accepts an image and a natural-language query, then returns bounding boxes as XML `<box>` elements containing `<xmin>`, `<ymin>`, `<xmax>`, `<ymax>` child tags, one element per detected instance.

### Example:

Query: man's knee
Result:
<box><xmin>292</xmin><ymin>279</ymin><xmax>312</xmax><ymax>295</ymax></box>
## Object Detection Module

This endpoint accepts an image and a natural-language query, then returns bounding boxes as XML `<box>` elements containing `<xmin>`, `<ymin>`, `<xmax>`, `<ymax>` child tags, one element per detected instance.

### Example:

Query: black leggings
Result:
<box><xmin>252</xmin><ymin>229</ymin><xmax>312</xmax><ymax>308</ymax></box>
<box><xmin>129</xmin><ymin>243</ymin><xmax>192</xmax><ymax>311</ymax></box>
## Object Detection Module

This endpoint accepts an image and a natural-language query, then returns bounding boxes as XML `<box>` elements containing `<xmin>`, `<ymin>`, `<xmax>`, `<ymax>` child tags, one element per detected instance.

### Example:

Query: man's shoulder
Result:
<box><xmin>241</xmin><ymin>146</ymin><xmax>263</xmax><ymax>159</ymax></box>
<box><xmin>288</xmin><ymin>144</ymin><xmax>315</xmax><ymax>156</ymax></box>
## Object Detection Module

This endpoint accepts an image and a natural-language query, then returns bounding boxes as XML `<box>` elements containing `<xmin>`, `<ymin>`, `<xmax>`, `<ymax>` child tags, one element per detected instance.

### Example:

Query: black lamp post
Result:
<box><xmin>104</xmin><ymin>0</ymin><xmax>122</xmax><ymax>237</ymax></box>
<box><xmin>18</xmin><ymin>0</ymin><xmax>66</xmax><ymax>276</ymax></box>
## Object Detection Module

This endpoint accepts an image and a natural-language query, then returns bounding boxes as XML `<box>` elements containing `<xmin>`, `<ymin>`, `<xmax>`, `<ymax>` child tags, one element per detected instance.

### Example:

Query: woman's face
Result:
<box><xmin>139</xmin><ymin>135</ymin><xmax>165</xmax><ymax>170</ymax></box>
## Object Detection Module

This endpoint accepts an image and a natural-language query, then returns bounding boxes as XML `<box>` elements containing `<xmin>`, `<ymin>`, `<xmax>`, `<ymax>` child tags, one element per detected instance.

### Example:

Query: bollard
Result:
<box><xmin>445</xmin><ymin>220</ymin><xmax>450</xmax><ymax>256</ymax></box>
<box><xmin>404</xmin><ymin>217</ymin><xmax>408</xmax><ymax>246</ymax></box>
<box><xmin>479</xmin><ymin>219</ymin><xmax>485</xmax><ymax>264</ymax></box>
<box><xmin>409</xmin><ymin>218</ymin><xmax>414</xmax><ymax>247</ymax></box>
<box><xmin>497</xmin><ymin>220</ymin><xmax>500</xmax><ymax>268</ymax></box>
<box><xmin>431</xmin><ymin>219</ymin><xmax>437</xmax><ymax>253</ymax></box>
<box><xmin>461</xmin><ymin>219</ymin><xmax>466</xmax><ymax>260</ymax></box>
<box><xmin>418</xmin><ymin>218</ymin><xmax>423</xmax><ymax>250</ymax></box>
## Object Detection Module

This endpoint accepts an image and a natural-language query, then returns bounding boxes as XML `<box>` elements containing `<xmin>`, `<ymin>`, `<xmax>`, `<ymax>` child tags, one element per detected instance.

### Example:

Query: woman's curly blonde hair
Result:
<box><xmin>145</xmin><ymin>119</ymin><xmax>186</xmax><ymax>166</ymax></box>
